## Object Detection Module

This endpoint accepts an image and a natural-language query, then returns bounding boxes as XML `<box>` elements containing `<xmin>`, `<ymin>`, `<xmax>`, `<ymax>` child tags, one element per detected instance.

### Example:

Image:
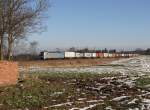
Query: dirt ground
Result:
<box><xmin>19</xmin><ymin>58</ymin><xmax>121</xmax><ymax>68</ymax></box>
<box><xmin>0</xmin><ymin>61</ymin><xmax>18</xmax><ymax>86</ymax></box>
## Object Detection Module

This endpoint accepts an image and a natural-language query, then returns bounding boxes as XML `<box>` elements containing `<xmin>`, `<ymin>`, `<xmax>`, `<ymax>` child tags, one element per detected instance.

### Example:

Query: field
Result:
<box><xmin>0</xmin><ymin>56</ymin><xmax>150</xmax><ymax>110</ymax></box>
<box><xmin>19</xmin><ymin>58</ymin><xmax>120</xmax><ymax>68</ymax></box>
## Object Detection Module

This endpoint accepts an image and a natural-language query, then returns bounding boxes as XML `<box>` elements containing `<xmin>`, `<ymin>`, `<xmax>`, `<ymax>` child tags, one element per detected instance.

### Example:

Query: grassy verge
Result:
<box><xmin>96</xmin><ymin>64</ymin><xmax>125</xmax><ymax>67</ymax></box>
<box><xmin>29</xmin><ymin>72</ymin><xmax>120</xmax><ymax>79</ymax></box>
<box><xmin>135</xmin><ymin>77</ymin><xmax>150</xmax><ymax>88</ymax></box>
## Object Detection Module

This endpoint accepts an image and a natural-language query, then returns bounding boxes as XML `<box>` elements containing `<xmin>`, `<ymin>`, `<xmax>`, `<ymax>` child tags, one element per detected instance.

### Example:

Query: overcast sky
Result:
<box><xmin>29</xmin><ymin>0</ymin><xmax>150</xmax><ymax>51</ymax></box>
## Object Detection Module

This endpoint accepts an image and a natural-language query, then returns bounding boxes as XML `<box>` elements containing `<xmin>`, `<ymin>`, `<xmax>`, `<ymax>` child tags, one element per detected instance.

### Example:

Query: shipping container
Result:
<box><xmin>100</xmin><ymin>53</ymin><xmax>104</xmax><ymax>58</ymax></box>
<box><xmin>92</xmin><ymin>53</ymin><xmax>97</xmax><ymax>58</ymax></box>
<box><xmin>119</xmin><ymin>53</ymin><xmax>122</xmax><ymax>57</ymax></box>
<box><xmin>40</xmin><ymin>51</ymin><xmax>65</xmax><ymax>60</ymax></box>
<box><xmin>75</xmin><ymin>52</ymin><xmax>84</xmax><ymax>58</ymax></box>
<box><xmin>112</xmin><ymin>53</ymin><xmax>116</xmax><ymax>58</ymax></box>
<box><xmin>84</xmin><ymin>53</ymin><xmax>92</xmax><ymax>58</ymax></box>
<box><xmin>134</xmin><ymin>54</ymin><xmax>138</xmax><ymax>57</ymax></box>
<box><xmin>96</xmin><ymin>52</ymin><xmax>104</xmax><ymax>58</ymax></box>
<box><xmin>127</xmin><ymin>54</ymin><xmax>130</xmax><ymax>58</ymax></box>
<box><xmin>121</xmin><ymin>54</ymin><xmax>125</xmax><ymax>57</ymax></box>
<box><xmin>129</xmin><ymin>54</ymin><xmax>133</xmax><ymax>57</ymax></box>
<box><xmin>116</xmin><ymin>53</ymin><xmax>120</xmax><ymax>57</ymax></box>
<box><xmin>104</xmin><ymin>53</ymin><xmax>109</xmax><ymax>58</ymax></box>
<box><xmin>124</xmin><ymin>54</ymin><xmax>127</xmax><ymax>58</ymax></box>
<box><xmin>96</xmin><ymin>52</ymin><xmax>99</xmax><ymax>58</ymax></box>
<box><xmin>65</xmin><ymin>52</ymin><xmax>76</xmax><ymax>58</ymax></box>
<box><xmin>108</xmin><ymin>53</ymin><xmax>113</xmax><ymax>58</ymax></box>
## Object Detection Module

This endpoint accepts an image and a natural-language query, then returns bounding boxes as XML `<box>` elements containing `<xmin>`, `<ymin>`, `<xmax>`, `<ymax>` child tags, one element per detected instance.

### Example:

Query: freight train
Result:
<box><xmin>40</xmin><ymin>51</ymin><xmax>138</xmax><ymax>60</ymax></box>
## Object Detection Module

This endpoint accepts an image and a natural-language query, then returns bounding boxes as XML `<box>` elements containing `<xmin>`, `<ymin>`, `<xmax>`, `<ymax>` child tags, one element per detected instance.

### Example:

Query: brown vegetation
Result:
<box><xmin>19</xmin><ymin>58</ymin><xmax>121</xmax><ymax>68</ymax></box>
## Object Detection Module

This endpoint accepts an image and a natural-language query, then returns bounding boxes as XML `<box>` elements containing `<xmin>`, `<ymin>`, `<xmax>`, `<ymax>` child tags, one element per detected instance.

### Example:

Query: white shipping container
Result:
<box><xmin>65</xmin><ymin>52</ymin><xmax>75</xmax><ymax>58</ymax></box>
<box><xmin>92</xmin><ymin>53</ymin><xmax>97</xmax><ymax>58</ymax></box>
<box><xmin>126</xmin><ymin>54</ymin><xmax>129</xmax><ymax>57</ymax></box>
<box><xmin>75</xmin><ymin>53</ymin><xmax>84</xmax><ymax>58</ymax></box>
<box><xmin>129</xmin><ymin>54</ymin><xmax>132</xmax><ymax>57</ymax></box>
<box><xmin>116</xmin><ymin>54</ymin><xmax>119</xmax><ymax>57</ymax></box>
<box><xmin>84</xmin><ymin>53</ymin><xmax>92</xmax><ymax>58</ymax></box>
<box><xmin>41</xmin><ymin>51</ymin><xmax>64</xmax><ymax>60</ymax></box>
<box><xmin>134</xmin><ymin>54</ymin><xmax>138</xmax><ymax>57</ymax></box>
<box><xmin>43</xmin><ymin>52</ymin><xmax>48</xmax><ymax>60</ymax></box>
<box><xmin>108</xmin><ymin>53</ymin><xmax>113</xmax><ymax>58</ymax></box>
<box><xmin>104</xmin><ymin>53</ymin><xmax>109</xmax><ymax>58</ymax></box>
<box><xmin>121</xmin><ymin>54</ymin><xmax>125</xmax><ymax>57</ymax></box>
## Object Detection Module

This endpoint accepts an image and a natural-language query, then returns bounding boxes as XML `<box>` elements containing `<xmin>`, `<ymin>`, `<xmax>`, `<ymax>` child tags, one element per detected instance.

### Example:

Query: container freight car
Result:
<box><xmin>124</xmin><ymin>54</ymin><xmax>128</xmax><ymax>58</ymax></box>
<box><xmin>129</xmin><ymin>54</ymin><xmax>133</xmax><ymax>57</ymax></box>
<box><xmin>84</xmin><ymin>53</ymin><xmax>92</xmax><ymax>58</ymax></box>
<box><xmin>123</xmin><ymin>54</ymin><xmax>126</xmax><ymax>57</ymax></box>
<box><xmin>92</xmin><ymin>53</ymin><xmax>97</xmax><ymax>58</ymax></box>
<box><xmin>115</xmin><ymin>53</ymin><xmax>120</xmax><ymax>57</ymax></box>
<box><xmin>121</xmin><ymin>54</ymin><xmax>125</xmax><ymax>57</ymax></box>
<box><xmin>104</xmin><ymin>53</ymin><xmax>109</xmax><ymax>58</ymax></box>
<box><xmin>40</xmin><ymin>51</ymin><xmax>64</xmax><ymax>60</ymax></box>
<box><xmin>108</xmin><ymin>53</ymin><xmax>113</xmax><ymax>58</ymax></box>
<box><xmin>112</xmin><ymin>53</ymin><xmax>116</xmax><ymax>58</ymax></box>
<box><xmin>40</xmin><ymin>51</ymin><xmax>138</xmax><ymax>60</ymax></box>
<box><xmin>65</xmin><ymin>52</ymin><xmax>76</xmax><ymax>58</ymax></box>
<box><xmin>96</xmin><ymin>52</ymin><xmax>104</xmax><ymax>58</ymax></box>
<box><xmin>126</xmin><ymin>54</ymin><xmax>130</xmax><ymax>58</ymax></box>
<box><xmin>75</xmin><ymin>53</ymin><xmax>84</xmax><ymax>58</ymax></box>
<box><xmin>119</xmin><ymin>53</ymin><xmax>122</xmax><ymax>57</ymax></box>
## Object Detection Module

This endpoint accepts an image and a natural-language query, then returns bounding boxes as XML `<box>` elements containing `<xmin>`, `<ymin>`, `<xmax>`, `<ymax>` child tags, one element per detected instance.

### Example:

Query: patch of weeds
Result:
<box><xmin>30</xmin><ymin>72</ymin><xmax>121</xmax><ymax>80</ymax></box>
<box><xmin>0</xmin><ymin>77</ymin><xmax>65</xmax><ymax>109</ymax></box>
<box><xmin>97</xmin><ymin>64</ymin><xmax>125</xmax><ymax>67</ymax></box>
<box><xmin>135</xmin><ymin>77</ymin><xmax>150</xmax><ymax>88</ymax></box>
<box><xmin>97</xmin><ymin>72</ymin><xmax>120</xmax><ymax>78</ymax></box>
<box><xmin>32</xmin><ymin>72</ymin><xmax>101</xmax><ymax>79</ymax></box>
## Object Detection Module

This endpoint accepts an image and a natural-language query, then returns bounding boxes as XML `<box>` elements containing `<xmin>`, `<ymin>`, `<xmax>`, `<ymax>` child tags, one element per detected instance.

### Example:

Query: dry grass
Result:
<box><xmin>19</xmin><ymin>58</ymin><xmax>121</xmax><ymax>68</ymax></box>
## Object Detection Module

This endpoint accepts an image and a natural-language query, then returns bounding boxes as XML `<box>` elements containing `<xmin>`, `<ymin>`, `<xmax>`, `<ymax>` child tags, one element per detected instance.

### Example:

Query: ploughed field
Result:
<box><xmin>0</xmin><ymin>56</ymin><xmax>150</xmax><ymax>110</ymax></box>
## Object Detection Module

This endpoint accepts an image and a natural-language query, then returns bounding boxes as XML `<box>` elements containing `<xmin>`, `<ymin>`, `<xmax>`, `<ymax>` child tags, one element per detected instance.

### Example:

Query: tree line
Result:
<box><xmin>0</xmin><ymin>0</ymin><xmax>49</xmax><ymax>60</ymax></box>
<box><xmin>134</xmin><ymin>48</ymin><xmax>150</xmax><ymax>55</ymax></box>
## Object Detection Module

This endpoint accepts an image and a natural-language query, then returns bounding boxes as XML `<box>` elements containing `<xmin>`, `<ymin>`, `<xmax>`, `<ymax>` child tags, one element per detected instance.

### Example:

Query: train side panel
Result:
<box><xmin>96</xmin><ymin>52</ymin><xmax>104</xmax><ymax>58</ymax></box>
<box><xmin>65</xmin><ymin>52</ymin><xmax>76</xmax><ymax>58</ymax></box>
<box><xmin>84</xmin><ymin>53</ymin><xmax>92</xmax><ymax>58</ymax></box>
<box><xmin>41</xmin><ymin>52</ymin><xmax>65</xmax><ymax>60</ymax></box>
<box><xmin>104</xmin><ymin>53</ymin><xmax>109</xmax><ymax>58</ymax></box>
<box><xmin>92</xmin><ymin>53</ymin><xmax>97</xmax><ymax>58</ymax></box>
<box><xmin>75</xmin><ymin>53</ymin><xmax>84</xmax><ymax>58</ymax></box>
<box><xmin>108</xmin><ymin>53</ymin><xmax>113</xmax><ymax>58</ymax></box>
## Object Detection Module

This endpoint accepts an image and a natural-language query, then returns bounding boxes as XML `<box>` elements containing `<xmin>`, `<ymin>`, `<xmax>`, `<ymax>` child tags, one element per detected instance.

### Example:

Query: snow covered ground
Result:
<box><xmin>20</xmin><ymin>56</ymin><xmax>150</xmax><ymax>76</ymax></box>
<box><xmin>19</xmin><ymin>55</ymin><xmax>150</xmax><ymax>110</ymax></box>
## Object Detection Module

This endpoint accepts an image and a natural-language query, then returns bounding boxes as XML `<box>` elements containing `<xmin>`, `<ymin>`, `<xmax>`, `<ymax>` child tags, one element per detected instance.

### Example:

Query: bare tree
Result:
<box><xmin>0</xmin><ymin>0</ymin><xmax>50</xmax><ymax>60</ymax></box>
<box><xmin>0</xmin><ymin>0</ymin><xmax>7</xmax><ymax>60</ymax></box>
<box><xmin>13</xmin><ymin>39</ymin><xmax>29</xmax><ymax>55</ymax></box>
